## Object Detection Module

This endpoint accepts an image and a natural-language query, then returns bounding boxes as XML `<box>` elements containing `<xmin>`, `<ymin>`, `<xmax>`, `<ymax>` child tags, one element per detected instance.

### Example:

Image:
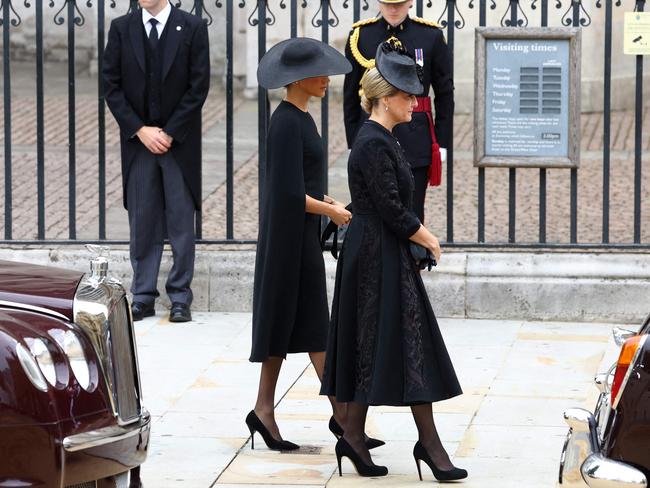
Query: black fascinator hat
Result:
<box><xmin>257</xmin><ymin>37</ymin><xmax>352</xmax><ymax>89</ymax></box>
<box><xmin>374</xmin><ymin>40</ymin><xmax>423</xmax><ymax>95</ymax></box>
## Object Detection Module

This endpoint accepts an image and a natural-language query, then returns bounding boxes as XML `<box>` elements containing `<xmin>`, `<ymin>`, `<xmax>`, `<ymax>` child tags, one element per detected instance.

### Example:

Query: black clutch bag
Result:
<box><xmin>409</xmin><ymin>243</ymin><xmax>437</xmax><ymax>271</ymax></box>
<box><xmin>320</xmin><ymin>203</ymin><xmax>353</xmax><ymax>259</ymax></box>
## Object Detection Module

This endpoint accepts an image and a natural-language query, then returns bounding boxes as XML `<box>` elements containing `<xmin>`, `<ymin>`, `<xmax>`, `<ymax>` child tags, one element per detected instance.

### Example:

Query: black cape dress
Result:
<box><xmin>320</xmin><ymin>120</ymin><xmax>462</xmax><ymax>405</ymax></box>
<box><xmin>250</xmin><ymin>101</ymin><xmax>329</xmax><ymax>362</ymax></box>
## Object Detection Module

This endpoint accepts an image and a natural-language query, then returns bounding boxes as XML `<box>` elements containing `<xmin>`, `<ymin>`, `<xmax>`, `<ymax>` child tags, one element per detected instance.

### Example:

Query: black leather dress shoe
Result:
<box><xmin>169</xmin><ymin>302</ymin><xmax>192</xmax><ymax>322</ymax></box>
<box><xmin>131</xmin><ymin>302</ymin><xmax>155</xmax><ymax>322</ymax></box>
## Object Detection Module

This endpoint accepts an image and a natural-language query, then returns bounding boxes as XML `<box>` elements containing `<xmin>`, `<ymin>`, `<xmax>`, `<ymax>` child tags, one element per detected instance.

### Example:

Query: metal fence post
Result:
<box><xmin>602</xmin><ymin>0</ymin><xmax>612</xmax><ymax>243</ymax></box>
<box><xmin>477</xmin><ymin>0</ymin><xmax>486</xmax><ymax>243</ymax></box>
<box><xmin>445</xmin><ymin>0</ymin><xmax>457</xmax><ymax>243</ymax></box>
<box><xmin>633</xmin><ymin>0</ymin><xmax>645</xmax><ymax>243</ymax></box>
<box><xmin>257</xmin><ymin>0</ymin><xmax>269</xmax><ymax>226</ymax></box>
<box><xmin>508</xmin><ymin>0</ymin><xmax>519</xmax><ymax>244</ymax></box>
<box><xmin>225</xmin><ymin>0</ymin><xmax>234</xmax><ymax>239</ymax></box>
<box><xmin>98</xmin><ymin>0</ymin><xmax>106</xmax><ymax>239</ymax></box>
<box><xmin>539</xmin><ymin>0</ymin><xmax>549</xmax><ymax>244</ymax></box>
<box><xmin>2</xmin><ymin>0</ymin><xmax>13</xmax><ymax>240</ymax></box>
<box><xmin>569</xmin><ymin>0</ymin><xmax>580</xmax><ymax>244</ymax></box>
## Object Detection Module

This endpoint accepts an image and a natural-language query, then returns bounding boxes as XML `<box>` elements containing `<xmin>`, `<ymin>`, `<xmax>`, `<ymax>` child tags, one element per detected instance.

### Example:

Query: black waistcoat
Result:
<box><xmin>143</xmin><ymin>22</ymin><xmax>169</xmax><ymax>125</ymax></box>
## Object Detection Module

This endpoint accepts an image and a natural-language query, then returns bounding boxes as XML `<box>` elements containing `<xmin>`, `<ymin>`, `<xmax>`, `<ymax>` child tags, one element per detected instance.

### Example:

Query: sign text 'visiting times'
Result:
<box><xmin>485</xmin><ymin>39</ymin><xmax>570</xmax><ymax>158</ymax></box>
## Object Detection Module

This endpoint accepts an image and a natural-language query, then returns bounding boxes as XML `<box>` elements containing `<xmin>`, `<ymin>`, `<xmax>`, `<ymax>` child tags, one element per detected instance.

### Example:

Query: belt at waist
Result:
<box><xmin>412</xmin><ymin>96</ymin><xmax>432</xmax><ymax>113</ymax></box>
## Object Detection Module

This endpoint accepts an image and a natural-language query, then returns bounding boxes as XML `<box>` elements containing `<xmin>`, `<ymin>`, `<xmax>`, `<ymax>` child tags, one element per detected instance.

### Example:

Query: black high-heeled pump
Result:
<box><xmin>245</xmin><ymin>410</ymin><xmax>300</xmax><ymax>451</ymax></box>
<box><xmin>335</xmin><ymin>437</ymin><xmax>388</xmax><ymax>477</ymax></box>
<box><xmin>413</xmin><ymin>441</ymin><xmax>467</xmax><ymax>482</ymax></box>
<box><xmin>328</xmin><ymin>417</ymin><xmax>386</xmax><ymax>450</ymax></box>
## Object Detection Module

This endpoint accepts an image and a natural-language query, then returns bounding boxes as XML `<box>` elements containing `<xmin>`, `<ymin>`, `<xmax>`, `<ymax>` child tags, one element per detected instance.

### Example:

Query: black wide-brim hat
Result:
<box><xmin>257</xmin><ymin>37</ymin><xmax>352</xmax><ymax>89</ymax></box>
<box><xmin>374</xmin><ymin>41</ymin><xmax>423</xmax><ymax>95</ymax></box>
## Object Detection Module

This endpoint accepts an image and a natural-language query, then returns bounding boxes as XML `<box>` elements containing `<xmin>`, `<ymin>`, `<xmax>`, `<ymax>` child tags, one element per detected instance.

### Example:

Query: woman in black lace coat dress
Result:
<box><xmin>321</xmin><ymin>42</ymin><xmax>467</xmax><ymax>481</ymax></box>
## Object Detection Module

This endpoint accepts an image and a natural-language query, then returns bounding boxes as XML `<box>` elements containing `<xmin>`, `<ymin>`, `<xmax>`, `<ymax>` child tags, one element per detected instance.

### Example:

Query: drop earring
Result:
<box><xmin>384</xmin><ymin>105</ymin><xmax>389</xmax><ymax>112</ymax></box>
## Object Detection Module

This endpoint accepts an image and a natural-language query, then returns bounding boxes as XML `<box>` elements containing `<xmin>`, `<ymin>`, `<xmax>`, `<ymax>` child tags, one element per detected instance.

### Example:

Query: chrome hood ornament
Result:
<box><xmin>86</xmin><ymin>244</ymin><xmax>110</xmax><ymax>281</ymax></box>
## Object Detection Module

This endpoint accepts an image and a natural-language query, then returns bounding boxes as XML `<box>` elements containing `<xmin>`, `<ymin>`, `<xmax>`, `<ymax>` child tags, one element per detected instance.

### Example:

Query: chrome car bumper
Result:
<box><xmin>559</xmin><ymin>407</ymin><xmax>647</xmax><ymax>488</ymax></box>
<box><xmin>63</xmin><ymin>409</ymin><xmax>151</xmax><ymax>453</ymax></box>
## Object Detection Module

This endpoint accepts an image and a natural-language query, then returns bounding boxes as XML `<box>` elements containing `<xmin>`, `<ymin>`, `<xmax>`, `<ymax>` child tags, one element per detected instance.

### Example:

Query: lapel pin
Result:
<box><xmin>176</xmin><ymin>25</ymin><xmax>182</xmax><ymax>31</ymax></box>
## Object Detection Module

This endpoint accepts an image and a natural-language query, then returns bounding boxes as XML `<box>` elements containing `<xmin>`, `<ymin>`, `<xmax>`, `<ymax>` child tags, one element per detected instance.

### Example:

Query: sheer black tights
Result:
<box><xmin>411</xmin><ymin>403</ymin><xmax>454</xmax><ymax>470</ymax></box>
<box><xmin>343</xmin><ymin>402</ymin><xmax>454</xmax><ymax>470</ymax></box>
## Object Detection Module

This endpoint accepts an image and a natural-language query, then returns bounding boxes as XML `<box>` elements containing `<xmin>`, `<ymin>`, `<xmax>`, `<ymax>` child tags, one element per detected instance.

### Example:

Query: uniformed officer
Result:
<box><xmin>343</xmin><ymin>0</ymin><xmax>454</xmax><ymax>222</ymax></box>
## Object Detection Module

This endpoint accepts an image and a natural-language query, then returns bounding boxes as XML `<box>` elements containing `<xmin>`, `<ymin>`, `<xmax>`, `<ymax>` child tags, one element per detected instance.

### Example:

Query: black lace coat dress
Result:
<box><xmin>250</xmin><ymin>101</ymin><xmax>329</xmax><ymax>362</ymax></box>
<box><xmin>321</xmin><ymin>120</ymin><xmax>462</xmax><ymax>405</ymax></box>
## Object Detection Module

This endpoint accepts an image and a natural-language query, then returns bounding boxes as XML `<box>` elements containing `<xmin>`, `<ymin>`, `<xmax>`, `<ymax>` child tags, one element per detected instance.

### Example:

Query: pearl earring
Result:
<box><xmin>384</xmin><ymin>105</ymin><xmax>389</xmax><ymax>111</ymax></box>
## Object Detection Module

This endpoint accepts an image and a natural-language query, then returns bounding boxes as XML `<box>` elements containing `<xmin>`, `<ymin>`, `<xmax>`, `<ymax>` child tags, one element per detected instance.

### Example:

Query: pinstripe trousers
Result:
<box><xmin>126</xmin><ymin>146</ymin><xmax>195</xmax><ymax>306</ymax></box>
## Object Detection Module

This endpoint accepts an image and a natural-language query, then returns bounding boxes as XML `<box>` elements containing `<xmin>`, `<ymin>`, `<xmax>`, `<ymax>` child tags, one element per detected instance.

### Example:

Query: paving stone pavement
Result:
<box><xmin>0</xmin><ymin>68</ymin><xmax>649</xmax><ymax>243</ymax></box>
<box><xmin>134</xmin><ymin>312</ymin><xmax>626</xmax><ymax>487</ymax></box>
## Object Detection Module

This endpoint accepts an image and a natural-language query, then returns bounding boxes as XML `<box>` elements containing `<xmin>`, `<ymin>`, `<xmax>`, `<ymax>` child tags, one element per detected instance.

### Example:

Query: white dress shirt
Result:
<box><xmin>142</xmin><ymin>1</ymin><xmax>172</xmax><ymax>37</ymax></box>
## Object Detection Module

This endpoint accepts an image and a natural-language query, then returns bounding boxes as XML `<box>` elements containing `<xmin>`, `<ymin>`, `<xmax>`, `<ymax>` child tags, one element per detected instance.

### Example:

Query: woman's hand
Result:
<box><xmin>306</xmin><ymin>195</ymin><xmax>351</xmax><ymax>223</ymax></box>
<box><xmin>426</xmin><ymin>233</ymin><xmax>442</xmax><ymax>264</ymax></box>
<box><xmin>328</xmin><ymin>204</ymin><xmax>352</xmax><ymax>226</ymax></box>
<box><xmin>323</xmin><ymin>195</ymin><xmax>347</xmax><ymax>208</ymax></box>
<box><xmin>410</xmin><ymin>225</ymin><xmax>442</xmax><ymax>264</ymax></box>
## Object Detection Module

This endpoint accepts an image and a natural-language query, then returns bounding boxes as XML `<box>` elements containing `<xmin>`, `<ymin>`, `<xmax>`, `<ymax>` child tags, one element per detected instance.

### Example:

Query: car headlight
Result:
<box><xmin>51</xmin><ymin>329</ymin><xmax>92</xmax><ymax>391</ymax></box>
<box><xmin>16</xmin><ymin>342</ymin><xmax>48</xmax><ymax>392</ymax></box>
<box><xmin>25</xmin><ymin>338</ymin><xmax>57</xmax><ymax>387</ymax></box>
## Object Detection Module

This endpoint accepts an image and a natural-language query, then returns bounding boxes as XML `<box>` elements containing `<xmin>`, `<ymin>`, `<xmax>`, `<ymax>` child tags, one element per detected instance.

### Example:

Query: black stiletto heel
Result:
<box><xmin>328</xmin><ymin>417</ymin><xmax>385</xmax><ymax>450</ymax></box>
<box><xmin>413</xmin><ymin>441</ymin><xmax>467</xmax><ymax>481</ymax></box>
<box><xmin>248</xmin><ymin>424</ymin><xmax>255</xmax><ymax>449</ymax></box>
<box><xmin>335</xmin><ymin>437</ymin><xmax>388</xmax><ymax>477</ymax></box>
<box><xmin>245</xmin><ymin>410</ymin><xmax>300</xmax><ymax>451</ymax></box>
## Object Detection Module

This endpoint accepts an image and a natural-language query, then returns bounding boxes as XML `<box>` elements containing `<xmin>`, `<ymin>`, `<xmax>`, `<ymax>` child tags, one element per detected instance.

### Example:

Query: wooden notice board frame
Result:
<box><xmin>474</xmin><ymin>27</ymin><xmax>581</xmax><ymax>168</ymax></box>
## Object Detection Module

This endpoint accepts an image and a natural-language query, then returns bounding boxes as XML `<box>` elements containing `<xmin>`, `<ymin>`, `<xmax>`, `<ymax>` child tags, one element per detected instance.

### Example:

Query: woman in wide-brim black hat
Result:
<box><xmin>320</xmin><ymin>40</ymin><xmax>468</xmax><ymax>481</ymax></box>
<box><xmin>247</xmin><ymin>37</ymin><xmax>383</xmax><ymax>452</ymax></box>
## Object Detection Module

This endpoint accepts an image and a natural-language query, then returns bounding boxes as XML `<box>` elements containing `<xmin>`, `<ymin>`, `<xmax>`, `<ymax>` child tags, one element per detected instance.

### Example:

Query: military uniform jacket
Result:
<box><xmin>343</xmin><ymin>15</ymin><xmax>454</xmax><ymax>168</ymax></box>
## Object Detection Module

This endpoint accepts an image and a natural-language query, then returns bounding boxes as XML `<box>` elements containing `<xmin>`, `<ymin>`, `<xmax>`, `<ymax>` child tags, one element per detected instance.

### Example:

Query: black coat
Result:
<box><xmin>321</xmin><ymin>120</ymin><xmax>462</xmax><ymax>405</ymax></box>
<box><xmin>343</xmin><ymin>15</ymin><xmax>454</xmax><ymax>168</ymax></box>
<box><xmin>103</xmin><ymin>7</ymin><xmax>210</xmax><ymax>209</ymax></box>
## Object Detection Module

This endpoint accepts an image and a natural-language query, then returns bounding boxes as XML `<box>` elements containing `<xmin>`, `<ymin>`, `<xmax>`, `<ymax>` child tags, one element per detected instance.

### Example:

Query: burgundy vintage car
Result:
<box><xmin>0</xmin><ymin>254</ymin><xmax>150</xmax><ymax>487</ymax></box>
<box><xmin>559</xmin><ymin>316</ymin><xmax>650</xmax><ymax>487</ymax></box>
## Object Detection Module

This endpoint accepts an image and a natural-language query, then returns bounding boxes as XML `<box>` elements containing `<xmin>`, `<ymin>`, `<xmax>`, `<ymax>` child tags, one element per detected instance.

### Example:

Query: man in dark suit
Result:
<box><xmin>103</xmin><ymin>0</ymin><xmax>210</xmax><ymax>322</ymax></box>
<box><xmin>343</xmin><ymin>0</ymin><xmax>453</xmax><ymax>223</ymax></box>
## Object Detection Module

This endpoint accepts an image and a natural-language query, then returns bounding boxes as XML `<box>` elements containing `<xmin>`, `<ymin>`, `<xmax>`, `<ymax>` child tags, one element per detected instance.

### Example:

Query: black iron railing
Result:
<box><xmin>0</xmin><ymin>0</ymin><xmax>647</xmax><ymax>248</ymax></box>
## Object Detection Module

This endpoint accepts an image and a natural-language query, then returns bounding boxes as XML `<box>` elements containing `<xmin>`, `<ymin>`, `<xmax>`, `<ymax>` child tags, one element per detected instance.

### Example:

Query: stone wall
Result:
<box><xmin>2</xmin><ymin>247</ymin><xmax>649</xmax><ymax>324</ymax></box>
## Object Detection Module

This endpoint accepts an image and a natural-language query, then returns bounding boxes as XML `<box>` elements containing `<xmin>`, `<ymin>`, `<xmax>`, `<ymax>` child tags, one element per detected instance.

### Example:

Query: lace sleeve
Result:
<box><xmin>359</xmin><ymin>143</ymin><xmax>421</xmax><ymax>240</ymax></box>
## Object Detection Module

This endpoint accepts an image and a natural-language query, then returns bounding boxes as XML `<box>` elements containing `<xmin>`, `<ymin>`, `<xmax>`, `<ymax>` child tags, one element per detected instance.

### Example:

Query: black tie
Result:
<box><xmin>148</xmin><ymin>18</ymin><xmax>159</xmax><ymax>49</ymax></box>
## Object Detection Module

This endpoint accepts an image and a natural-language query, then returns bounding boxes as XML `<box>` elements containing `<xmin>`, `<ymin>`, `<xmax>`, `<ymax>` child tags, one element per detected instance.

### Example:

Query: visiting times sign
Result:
<box><xmin>487</xmin><ymin>40</ymin><xmax>568</xmax><ymax>156</ymax></box>
<box><xmin>474</xmin><ymin>28</ymin><xmax>581</xmax><ymax>168</ymax></box>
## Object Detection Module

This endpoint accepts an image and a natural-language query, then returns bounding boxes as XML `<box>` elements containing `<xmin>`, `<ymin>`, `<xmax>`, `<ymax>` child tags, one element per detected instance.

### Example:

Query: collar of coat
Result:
<box><xmin>129</xmin><ymin>5</ymin><xmax>187</xmax><ymax>80</ymax></box>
